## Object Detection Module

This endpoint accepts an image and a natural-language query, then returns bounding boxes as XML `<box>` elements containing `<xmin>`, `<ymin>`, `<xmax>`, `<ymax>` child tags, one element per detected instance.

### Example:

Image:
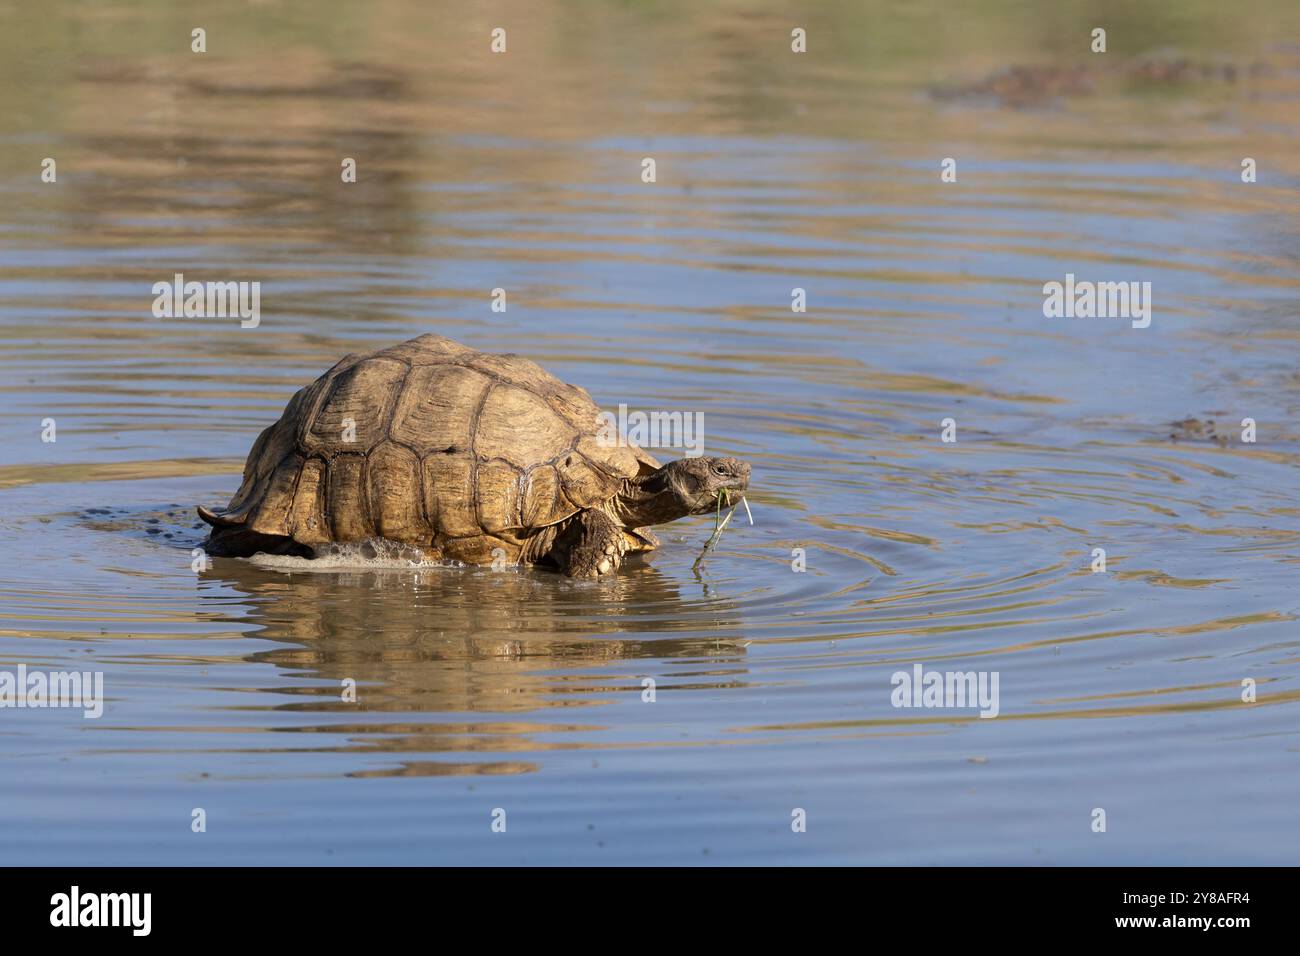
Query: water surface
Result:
<box><xmin>2</xmin><ymin>0</ymin><xmax>1300</xmax><ymax>864</ymax></box>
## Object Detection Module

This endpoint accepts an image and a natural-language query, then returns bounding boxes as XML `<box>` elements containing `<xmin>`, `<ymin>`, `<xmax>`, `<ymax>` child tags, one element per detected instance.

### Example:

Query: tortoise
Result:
<box><xmin>198</xmin><ymin>333</ymin><xmax>751</xmax><ymax>577</ymax></box>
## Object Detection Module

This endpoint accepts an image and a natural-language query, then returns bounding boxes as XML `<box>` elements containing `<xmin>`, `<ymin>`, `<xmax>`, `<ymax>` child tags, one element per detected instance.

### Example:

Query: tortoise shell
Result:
<box><xmin>211</xmin><ymin>334</ymin><xmax>659</xmax><ymax>563</ymax></box>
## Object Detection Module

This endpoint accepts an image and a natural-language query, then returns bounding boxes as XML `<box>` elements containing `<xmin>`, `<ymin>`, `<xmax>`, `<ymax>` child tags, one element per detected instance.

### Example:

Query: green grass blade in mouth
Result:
<box><xmin>695</xmin><ymin>498</ymin><xmax>739</xmax><ymax>570</ymax></box>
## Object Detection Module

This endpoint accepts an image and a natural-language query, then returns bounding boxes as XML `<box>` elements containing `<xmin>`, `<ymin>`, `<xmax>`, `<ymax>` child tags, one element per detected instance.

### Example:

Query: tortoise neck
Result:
<box><xmin>613</xmin><ymin>470</ymin><xmax>688</xmax><ymax>527</ymax></box>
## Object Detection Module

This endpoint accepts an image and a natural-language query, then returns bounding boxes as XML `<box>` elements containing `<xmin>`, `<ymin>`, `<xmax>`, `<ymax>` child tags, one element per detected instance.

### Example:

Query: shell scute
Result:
<box><xmin>326</xmin><ymin>454</ymin><xmax>374</xmax><ymax>540</ymax></box>
<box><xmin>367</xmin><ymin>442</ymin><xmax>426</xmax><ymax>543</ymax></box>
<box><xmin>475</xmin><ymin>460</ymin><xmax>523</xmax><ymax>533</ymax></box>
<box><xmin>475</xmin><ymin>384</ymin><xmax>576</xmax><ymax>470</ymax></box>
<box><xmin>248</xmin><ymin>452</ymin><xmax>306</xmax><ymax>535</ymax></box>
<box><xmin>389</xmin><ymin>364</ymin><xmax>489</xmax><ymax>454</ymax></box>
<box><xmin>521</xmin><ymin>465</ymin><xmax>564</xmax><ymax>527</ymax></box>
<box><xmin>421</xmin><ymin>452</ymin><xmax>478</xmax><ymax>538</ymax></box>
<box><xmin>555</xmin><ymin>452</ymin><xmax>620</xmax><ymax>511</ymax></box>
<box><xmin>576</xmin><ymin>434</ymin><xmax>640</xmax><ymax>478</ymax></box>
<box><xmin>303</xmin><ymin>357</ymin><xmax>406</xmax><ymax>455</ymax></box>
<box><xmin>465</xmin><ymin>351</ymin><xmax>555</xmax><ymax>392</ymax></box>
<box><xmin>387</xmin><ymin>333</ymin><xmax>474</xmax><ymax>365</ymax></box>
<box><xmin>288</xmin><ymin>457</ymin><xmax>330</xmax><ymax>544</ymax></box>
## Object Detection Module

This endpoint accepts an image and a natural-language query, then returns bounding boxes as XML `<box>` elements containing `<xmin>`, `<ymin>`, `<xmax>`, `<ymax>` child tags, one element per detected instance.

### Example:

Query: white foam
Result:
<box><xmin>249</xmin><ymin>538</ymin><xmax>459</xmax><ymax>572</ymax></box>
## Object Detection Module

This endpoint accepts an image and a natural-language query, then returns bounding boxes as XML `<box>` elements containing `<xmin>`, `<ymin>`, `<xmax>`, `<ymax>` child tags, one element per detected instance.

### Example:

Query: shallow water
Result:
<box><xmin>2</xmin><ymin>0</ymin><xmax>1300</xmax><ymax>864</ymax></box>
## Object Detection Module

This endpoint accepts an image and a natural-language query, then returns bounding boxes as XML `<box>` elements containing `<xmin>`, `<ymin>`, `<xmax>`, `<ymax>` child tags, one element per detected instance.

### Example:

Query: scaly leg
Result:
<box><xmin>563</xmin><ymin>509</ymin><xmax>630</xmax><ymax>578</ymax></box>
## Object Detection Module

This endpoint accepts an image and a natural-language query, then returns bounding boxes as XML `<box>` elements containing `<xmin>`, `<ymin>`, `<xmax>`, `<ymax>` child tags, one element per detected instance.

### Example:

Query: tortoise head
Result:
<box><xmin>620</xmin><ymin>456</ymin><xmax>751</xmax><ymax>525</ymax></box>
<box><xmin>667</xmin><ymin>456</ymin><xmax>751</xmax><ymax>515</ymax></box>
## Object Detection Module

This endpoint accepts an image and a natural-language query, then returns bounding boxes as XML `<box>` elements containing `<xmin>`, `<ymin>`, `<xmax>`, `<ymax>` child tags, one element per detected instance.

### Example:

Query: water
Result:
<box><xmin>2</xmin><ymin>0</ymin><xmax>1300</xmax><ymax>864</ymax></box>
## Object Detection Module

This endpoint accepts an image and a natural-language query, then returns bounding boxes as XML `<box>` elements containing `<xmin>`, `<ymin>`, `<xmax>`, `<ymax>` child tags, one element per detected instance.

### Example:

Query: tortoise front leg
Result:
<box><xmin>563</xmin><ymin>509</ymin><xmax>630</xmax><ymax>578</ymax></box>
